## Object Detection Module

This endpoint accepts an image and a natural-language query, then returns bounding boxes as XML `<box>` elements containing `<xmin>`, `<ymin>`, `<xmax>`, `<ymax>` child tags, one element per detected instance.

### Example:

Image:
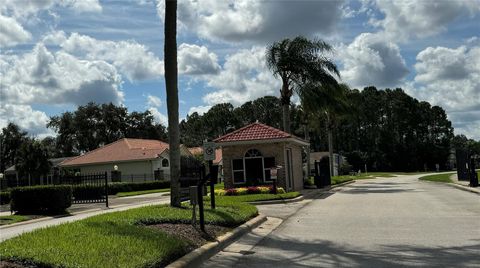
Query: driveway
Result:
<box><xmin>204</xmin><ymin>175</ymin><xmax>480</xmax><ymax>267</ymax></box>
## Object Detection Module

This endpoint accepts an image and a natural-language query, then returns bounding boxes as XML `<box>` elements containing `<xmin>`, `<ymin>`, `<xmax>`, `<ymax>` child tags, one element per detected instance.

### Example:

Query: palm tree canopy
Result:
<box><xmin>266</xmin><ymin>36</ymin><xmax>340</xmax><ymax>99</ymax></box>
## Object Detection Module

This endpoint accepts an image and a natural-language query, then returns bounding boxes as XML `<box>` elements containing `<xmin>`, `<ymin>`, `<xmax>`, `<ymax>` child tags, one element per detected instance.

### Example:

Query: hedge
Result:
<box><xmin>0</xmin><ymin>191</ymin><xmax>11</xmax><ymax>205</ymax></box>
<box><xmin>10</xmin><ymin>185</ymin><xmax>72</xmax><ymax>214</ymax></box>
<box><xmin>108</xmin><ymin>181</ymin><xmax>170</xmax><ymax>195</ymax></box>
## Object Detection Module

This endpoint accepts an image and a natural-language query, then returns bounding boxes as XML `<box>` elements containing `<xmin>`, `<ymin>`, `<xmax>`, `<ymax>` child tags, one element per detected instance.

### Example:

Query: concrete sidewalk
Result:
<box><xmin>0</xmin><ymin>192</ymin><xmax>170</xmax><ymax>242</ymax></box>
<box><xmin>449</xmin><ymin>173</ymin><xmax>480</xmax><ymax>194</ymax></box>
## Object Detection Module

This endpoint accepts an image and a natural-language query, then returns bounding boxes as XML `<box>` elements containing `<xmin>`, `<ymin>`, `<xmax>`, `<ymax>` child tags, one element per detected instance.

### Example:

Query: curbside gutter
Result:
<box><xmin>166</xmin><ymin>214</ymin><xmax>267</xmax><ymax>268</ymax></box>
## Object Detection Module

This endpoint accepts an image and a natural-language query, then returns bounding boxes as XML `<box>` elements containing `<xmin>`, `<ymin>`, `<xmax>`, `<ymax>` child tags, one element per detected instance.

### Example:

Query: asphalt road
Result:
<box><xmin>204</xmin><ymin>175</ymin><xmax>480</xmax><ymax>267</ymax></box>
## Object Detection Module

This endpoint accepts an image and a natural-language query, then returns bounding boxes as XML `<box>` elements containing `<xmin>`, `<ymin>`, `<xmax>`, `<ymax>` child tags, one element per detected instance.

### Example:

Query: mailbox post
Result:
<box><xmin>270</xmin><ymin>166</ymin><xmax>281</xmax><ymax>194</ymax></box>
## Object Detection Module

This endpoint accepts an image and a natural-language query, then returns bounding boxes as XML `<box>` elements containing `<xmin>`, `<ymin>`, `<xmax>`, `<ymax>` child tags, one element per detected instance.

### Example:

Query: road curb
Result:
<box><xmin>330</xmin><ymin>180</ymin><xmax>356</xmax><ymax>189</ymax></box>
<box><xmin>166</xmin><ymin>214</ymin><xmax>267</xmax><ymax>268</ymax></box>
<box><xmin>447</xmin><ymin>183</ymin><xmax>480</xmax><ymax>195</ymax></box>
<box><xmin>248</xmin><ymin>195</ymin><xmax>305</xmax><ymax>205</ymax></box>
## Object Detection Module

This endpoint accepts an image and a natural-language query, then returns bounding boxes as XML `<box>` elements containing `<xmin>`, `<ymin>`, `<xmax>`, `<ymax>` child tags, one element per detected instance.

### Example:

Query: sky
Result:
<box><xmin>0</xmin><ymin>0</ymin><xmax>479</xmax><ymax>140</ymax></box>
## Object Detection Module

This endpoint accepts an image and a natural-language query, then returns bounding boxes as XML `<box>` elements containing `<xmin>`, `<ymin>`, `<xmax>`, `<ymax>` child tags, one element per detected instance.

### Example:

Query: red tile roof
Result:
<box><xmin>214</xmin><ymin>122</ymin><xmax>293</xmax><ymax>143</ymax></box>
<box><xmin>60</xmin><ymin>138</ymin><xmax>169</xmax><ymax>167</ymax></box>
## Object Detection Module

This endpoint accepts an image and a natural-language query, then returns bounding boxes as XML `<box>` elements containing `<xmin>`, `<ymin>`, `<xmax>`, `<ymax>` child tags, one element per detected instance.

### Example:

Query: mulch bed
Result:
<box><xmin>149</xmin><ymin>223</ymin><xmax>231</xmax><ymax>250</ymax></box>
<box><xmin>0</xmin><ymin>261</ymin><xmax>36</xmax><ymax>268</ymax></box>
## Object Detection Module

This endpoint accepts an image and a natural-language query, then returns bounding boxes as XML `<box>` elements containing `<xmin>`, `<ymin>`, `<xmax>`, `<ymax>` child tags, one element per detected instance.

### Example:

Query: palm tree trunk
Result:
<box><xmin>280</xmin><ymin>80</ymin><xmax>291</xmax><ymax>133</ymax></box>
<box><xmin>164</xmin><ymin>0</ymin><xmax>181</xmax><ymax>207</ymax></box>
<box><xmin>326</xmin><ymin>113</ymin><xmax>334</xmax><ymax>176</ymax></box>
<box><xmin>282</xmin><ymin>103</ymin><xmax>290</xmax><ymax>133</ymax></box>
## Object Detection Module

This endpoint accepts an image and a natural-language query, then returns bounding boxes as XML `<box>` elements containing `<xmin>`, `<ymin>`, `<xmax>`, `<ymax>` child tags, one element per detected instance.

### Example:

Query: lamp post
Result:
<box><xmin>113</xmin><ymin>165</ymin><xmax>118</xmax><ymax>171</ymax></box>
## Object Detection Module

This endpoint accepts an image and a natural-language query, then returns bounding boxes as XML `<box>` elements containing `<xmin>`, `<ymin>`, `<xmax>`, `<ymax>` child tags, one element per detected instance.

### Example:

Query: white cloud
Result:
<box><xmin>407</xmin><ymin>44</ymin><xmax>480</xmax><ymax>140</ymax></box>
<box><xmin>0</xmin><ymin>104</ymin><xmax>54</xmax><ymax>138</ymax></box>
<box><xmin>148</xmin><ymin>107</ymin><xmax>168</xmax><ymax>126</ymax></box>
<box><xmin>1</xmin><ymin>43</ymin><xmax>124</xmax><ymax>106</ymax></box>
<box><xmin>178</xmin><ymin>43</ymin><xmax>220</xmax><ymax>75</ymax></box>
<box><xmin>338</xmin><ymin>32</ymin><xmax>408</xmax><ymax>89</ymax></box>
<box><xmin>188</xmin><ymin>105</ymin><xmax>211</xmax><ymax>116</ymax></box>
<box><xmin>147</xmin><ymin>95</ymin><xmax>162</xmax><ymax>107</ymax></box>
<box><xmin>365</xmin><ymin>0</ymin><xmax>480</xmax><ymax>41</ymax></box>
<box><xmin>67</xmin><ymin>0</ymin><xmax>102</xmax><ymax>13</ymax></box>
<box><xmin>0</xmin><ymin>14</ymin><xmax>31</xmax><ymax>47</ymax></box>
<box><xmin>157</xmin><ymin>0</ymin><xmax>344</xmax><ymax>43</ymax></box>
<box><xmin>1</xmin><ymin>0</ymin><xmax>102</xmax><ymax>18</ymax></box>
<box><xmin>59</xmin><ymin>33</ymin><xmax>164</xmax><ymax>81</ymax></box>
<box><xmin>202</xmin><ymin>46</ymin><xmax>280</xmax><ymax>106</ymax></box>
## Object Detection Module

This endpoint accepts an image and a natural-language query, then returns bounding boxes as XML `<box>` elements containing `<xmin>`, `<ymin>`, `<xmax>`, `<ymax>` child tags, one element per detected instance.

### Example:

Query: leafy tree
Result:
<box><xmin>0</xmin><ymin>123</ymin><xmax>28</xmax><ymax>172</ymax></box>
<box><xmin>266</xmin><ymin>36</ymin><xmax>339</xmax><ymax>133</ymax></box>
<box><xmin>164</xmin><ymin>0</ymin><xmax>181</xmax><ymax>207</ymax></box>
<box><xmin>15</xmin><ymin>138</ymin><xmax>51</xmax><ymax>185</ymax></box>
<box><xmin>48</xmin><ymin>103</ymin><xmax>168</xmax><ymax>155</ymax></box>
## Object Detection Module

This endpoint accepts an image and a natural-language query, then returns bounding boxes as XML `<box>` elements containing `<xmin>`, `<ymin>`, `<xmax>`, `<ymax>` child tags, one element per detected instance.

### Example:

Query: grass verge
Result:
<box><xmin>116</xmin><ymin>188</ymin><xmax>170</xmax><ymax>197</ymax></box>
<box><xmin>0</xmin><ymin>215</ymin><xmax>31</xmax><ymax>226</ymax></box>
<box><xmin>419</xmin><ymin>173</ymin><xmax>454</xmax><ymax>183</ymax></box>
<box><xmin>0</xmin><ymin>198</ymin><xmax>257</xmax><ymax>268</ymax></box>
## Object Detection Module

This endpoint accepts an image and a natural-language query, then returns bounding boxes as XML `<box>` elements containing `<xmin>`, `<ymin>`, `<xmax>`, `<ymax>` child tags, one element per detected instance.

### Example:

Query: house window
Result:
<box><xmin>245</xmin><ymin>149</ymin><xmax>262</xmax><ymax>158</ymax></box>
<box><xmin>263</xmin><ymin>157</ymin><xmax>275</xmax><ymax>182</ymax></box>
<box><xmin>232</xmin><ymin>159</ymin><xmax>245</xmax><ymax>183</ymax></box>
<box><xmin>162</xmin><ymin>159</ymin><xmax>169</xmax><ymax>167</ymax></box>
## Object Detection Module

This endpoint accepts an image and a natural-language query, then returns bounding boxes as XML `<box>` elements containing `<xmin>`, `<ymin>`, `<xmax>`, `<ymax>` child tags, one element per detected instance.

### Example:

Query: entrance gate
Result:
<box><xmin>58</xmin><ymin>173</ymin><xmax>109</xmax><ymax>206</ymax></box>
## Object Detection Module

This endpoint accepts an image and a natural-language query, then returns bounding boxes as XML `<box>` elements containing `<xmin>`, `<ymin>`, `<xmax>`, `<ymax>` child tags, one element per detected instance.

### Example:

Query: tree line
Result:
<box><xmin>1</xmin><ymin>90</ymin><xmax>479</xmax><ymax>178</ymax></box>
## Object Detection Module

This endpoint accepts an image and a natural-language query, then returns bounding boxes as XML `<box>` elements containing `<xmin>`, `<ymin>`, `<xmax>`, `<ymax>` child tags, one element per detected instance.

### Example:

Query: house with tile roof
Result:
<box><xmin>214</xmin><ymin>122</ymin><xmax>309</xmax><ymax>191</ymax></box>
<box><xmin>59</xmin><ymin>138</ymin><xmax>192</xmax><ymax>182</ymax></box>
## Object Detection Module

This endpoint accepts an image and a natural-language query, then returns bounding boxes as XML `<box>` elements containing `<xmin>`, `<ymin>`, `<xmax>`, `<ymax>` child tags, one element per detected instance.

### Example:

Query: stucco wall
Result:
<box><xmin>286</xmin><ymin>143</ymin><xmax>304</xmax><ymax>191</ymax></box>
<box><xmin>221</xmin><ymin>142</ymin><xmax>304</xmax><ymax>191</ymax></box>
<box><xmin>68</xmin><ymin>159</ymin><xmax>171</xmax><ymax>182</ymax></box>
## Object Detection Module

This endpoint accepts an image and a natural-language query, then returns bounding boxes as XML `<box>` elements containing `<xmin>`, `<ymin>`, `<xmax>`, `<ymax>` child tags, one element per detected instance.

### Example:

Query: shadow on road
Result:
<box><xmin>233</xmin><ymin>234</ymin><xmax>480</xmax><ymax>267</ymax></box>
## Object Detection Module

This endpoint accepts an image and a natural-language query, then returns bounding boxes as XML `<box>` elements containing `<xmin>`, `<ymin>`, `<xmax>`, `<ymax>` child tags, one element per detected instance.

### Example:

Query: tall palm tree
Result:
<box><xmin>164</xmin><ymin>0</ymin><xmax>181</xmax><ymax>207</ymax></box>
<box><xmin>266</xmin><ymin>36</ymin><xmax>339</xmax><ymax>133</ymax></box>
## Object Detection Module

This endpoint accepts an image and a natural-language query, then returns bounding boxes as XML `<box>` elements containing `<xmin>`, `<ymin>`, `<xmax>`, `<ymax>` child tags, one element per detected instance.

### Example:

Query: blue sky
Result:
<box><xmin>1</xmin><ymin>0</ymin><xmax>479</xmax><ymax>139</ymax></box>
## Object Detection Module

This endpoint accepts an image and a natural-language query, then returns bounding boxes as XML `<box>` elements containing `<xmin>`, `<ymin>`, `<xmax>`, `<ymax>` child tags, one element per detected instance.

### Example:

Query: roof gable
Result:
<box><xmin>214</xmin><ymin>122</ymin><xmax>292</xmax><ymax>143</ymax></box>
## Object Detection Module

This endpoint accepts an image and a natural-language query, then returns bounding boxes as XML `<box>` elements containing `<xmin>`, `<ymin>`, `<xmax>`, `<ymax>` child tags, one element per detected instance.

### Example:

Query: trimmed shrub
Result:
<box><xmin>246</xmin><ymin>186</ymin><xmax>260</xmax><ymax>194</ymax></box>
<box><xmin>10</xmin><ymin>185</ymin><xmax>72</xmax><ymax>214</ymax></box>
<box><xmin>108</xmin><ymin>181</ymin><xmax>170</xmax><ymax>195</ymax></box>
<box><xmin>225</xmin><ymin>188</ymin><xmax>238</xmax><ymax>196</ymax></box>
<box><xmin>215</xmin><ymin>189</ymin><xmax>226</xmax><ymax>196</ymax></box>
<box><xmin>0</xmin><ymin>191</ymin><xmax>11</xmax><ymax>205</ymax></box>
<box><xmin>217</xmin><ymin>186</ymin><xmax>286</xmax><ymax>196</ymax></box>
<box><xmin>258</xmin><ymin>186</ymin><xmax>271</xmax><ymax>194</ymax></box>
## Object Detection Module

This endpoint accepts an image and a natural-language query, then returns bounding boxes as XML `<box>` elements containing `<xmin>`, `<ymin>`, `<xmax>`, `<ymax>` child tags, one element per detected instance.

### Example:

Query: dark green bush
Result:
<box><xmin>0</xmin><ymin>191</ymin><xmax>11</xmax><ymax>205</ymax></box>
<box><xmin>108</xmin><ymin>181</ymin><xmax>170</xmax><ymax>195</ymax></box>
<box><xmin>10</xmin><ymin>185</ymin><xmax>72</xmax><ymax>214</ymax></box>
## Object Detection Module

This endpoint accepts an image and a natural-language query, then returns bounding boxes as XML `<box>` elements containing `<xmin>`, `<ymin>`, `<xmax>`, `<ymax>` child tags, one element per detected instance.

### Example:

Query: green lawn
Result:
<box><xmin>0</xmin><ymin>215</ymin><xmax>31</xmax><ymax>226</ymax></box>
<box><xmin>0</xmin><ymin>198</ymin><xmax>257</xmax><ymax>268</ymax></box>
<box><xmin>418</xmin><ymin>173</ymin><xmax>454</xmax><ymax>183</ymax></box>
<box><xmin>116</xmin><ymin>188</ymin><xmax>170</xmax><ymax>197</ymax></box>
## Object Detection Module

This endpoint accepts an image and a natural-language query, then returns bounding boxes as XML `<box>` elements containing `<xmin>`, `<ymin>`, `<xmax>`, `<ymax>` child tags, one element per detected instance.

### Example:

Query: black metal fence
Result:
<box><xmin>112</xmin><ymin>172</ymin><xmax>168</xmax><ymax>183</ymax></box>
<box><xmin>59</xmin><ymin>173</ymin><xmax>108</xmax><ymax>205</ymax></box>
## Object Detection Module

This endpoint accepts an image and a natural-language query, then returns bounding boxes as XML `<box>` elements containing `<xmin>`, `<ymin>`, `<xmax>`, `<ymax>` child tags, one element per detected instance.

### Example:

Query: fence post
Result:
<box><xmin>105</xmin><ymin>172</ymin><xmax>109</xmax><ymax>208</ymax></box>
